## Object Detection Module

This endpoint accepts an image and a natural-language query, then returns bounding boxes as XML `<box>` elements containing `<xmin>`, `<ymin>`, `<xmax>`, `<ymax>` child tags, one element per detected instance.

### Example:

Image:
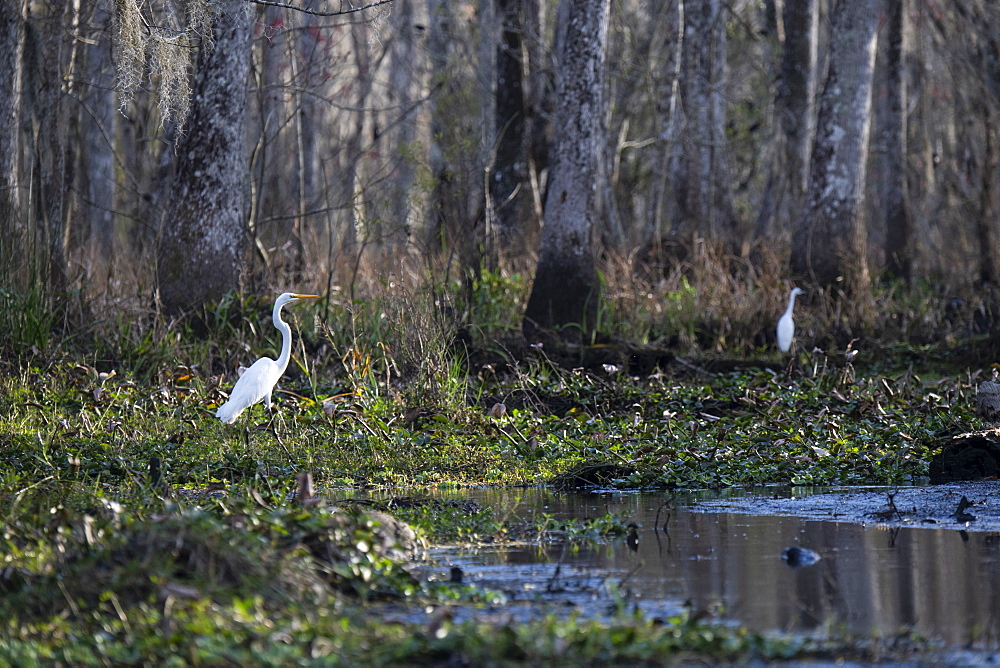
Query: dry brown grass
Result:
<box><xmin>7</xmin><ymin>218</ymin><xmax>995</xmax><ymax>368</ymax></box>
<box><xmin>598</xmin><ymin>237</ymin><xmax>992</xmax><ymax>355</ymax></box>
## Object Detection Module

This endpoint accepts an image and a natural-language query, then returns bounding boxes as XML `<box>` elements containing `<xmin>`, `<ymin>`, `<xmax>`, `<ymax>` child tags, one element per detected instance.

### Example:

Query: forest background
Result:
<box><xmin>0</xmin><ymin>0</ymin><xmax>998</xmax><ymax>356</ymax></box>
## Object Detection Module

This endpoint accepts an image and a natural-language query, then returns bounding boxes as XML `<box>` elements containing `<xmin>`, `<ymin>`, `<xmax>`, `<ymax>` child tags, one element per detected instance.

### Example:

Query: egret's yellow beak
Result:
<box><xmin>291</xmin><ymin>293</ymin><xmax>321</xmax><ymax>300</ymax></box>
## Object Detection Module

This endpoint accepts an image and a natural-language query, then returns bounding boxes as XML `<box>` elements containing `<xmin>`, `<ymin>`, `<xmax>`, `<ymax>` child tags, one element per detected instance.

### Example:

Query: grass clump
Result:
<box><xmin>0</xmin><ymin>489</ymin><xmax>424</xmax><ymax>619</ymax></box>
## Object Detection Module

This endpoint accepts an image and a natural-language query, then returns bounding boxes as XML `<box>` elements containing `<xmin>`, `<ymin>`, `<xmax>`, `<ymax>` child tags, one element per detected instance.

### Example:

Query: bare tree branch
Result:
<box><xmin>248</xmin><ymin>0</ymin><xmax>393</xmax><ymax>17</ymax></box>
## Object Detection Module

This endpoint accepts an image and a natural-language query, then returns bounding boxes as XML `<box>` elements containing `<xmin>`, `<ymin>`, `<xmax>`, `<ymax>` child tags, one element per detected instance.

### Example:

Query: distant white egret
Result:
<box><xmin>776</xmin><ymin>287</ymin><xmax>804</xmax><ymax>353</ymax></box>
<box><xmin>216</xmin><ymin>292</ymin><xmax>320</xmax><ymax>424</ymax></box>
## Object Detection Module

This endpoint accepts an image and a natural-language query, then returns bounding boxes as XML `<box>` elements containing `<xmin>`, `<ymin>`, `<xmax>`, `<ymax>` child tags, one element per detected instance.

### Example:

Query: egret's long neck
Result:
<box><xmin>786</xmin><ymin>292</ymin><xmax>798</xmax><ymax>315</ymax></box>
<box><xmin>273</xmin><ymin>303</ymin><xmax>293</xmax><ymax>373</ymax></box>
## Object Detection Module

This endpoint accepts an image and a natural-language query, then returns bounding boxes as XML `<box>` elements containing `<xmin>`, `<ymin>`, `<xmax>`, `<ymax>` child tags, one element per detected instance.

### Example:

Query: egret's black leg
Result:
<box><xmin>264</xmin><ymin>403</ymin><xmax>294</xmax><ymax>462</ymax></box>
<box><xmin>148</xmin><ymin>456</ymin><xmax>172</xmax><ymax>497</ymax></box>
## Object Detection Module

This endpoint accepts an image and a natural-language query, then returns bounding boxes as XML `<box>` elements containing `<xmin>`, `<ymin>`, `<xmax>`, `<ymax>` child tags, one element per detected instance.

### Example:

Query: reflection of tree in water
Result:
<box><xmin>438</xmin><ymin>489</ymin><xmax>1000</xmax><ymax>642</ymax></box>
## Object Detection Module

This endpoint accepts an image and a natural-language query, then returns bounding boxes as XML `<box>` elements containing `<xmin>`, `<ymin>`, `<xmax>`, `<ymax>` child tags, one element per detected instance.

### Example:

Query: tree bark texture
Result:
<box><xmin>523</xmin><ymin>0</ymin><xmax>610</xmax><ymax>342</ymax></box>
<box><xmin>791</xmin><ymin>0</ymin><xmax>882</xmax><ymax>288</ymax></box>
<box><xmin>25</xmin><ymin>2</ymin><xmax>71</xmax><ymax>291</ymax></box>
<box><xmin>676</xmin><ymin>0</ymin><xmax>733</xmax><ymax>238</ymax></box>
<box><xmin>882</xmin><ymin>0</ymin><xmax>911</xmax><ymax>280</ymax></box>
<box><xmin>292</xmin><ymin>0</ymin><xmax>322</xmax><ymax>276</ymax></box>
<box><xmin>522</xmin><ymin>0</ymin><xmax>546</xmax><ymax>233</ymax></box>
<box><xmin>978</xmin><ymin>116</ymin><xmax>1000</xmax><ymax>285</ymax></box>
<box><xmin>427</xmin><ymin>0</ymin><xmax>458</xmax><ymax>252</ymax></box>
<box><xmin>79</xmin><ymin>1</ymin><xmax>116</xmax><ymax>284</ymax></box>
<box><xmin>340</xmin><ymin>17</ymin><xmax>372</xmax><ymax>257</ymax></box>
<box><xmin>647</xmin><ymin>0</ymin><xmax>683</xmax><ymax>244</ymax></box>
<box><xmin>490</xmin><ymin>0</ymin><xmax>528</xmax><ymax>261</ymax></box>
<box><xmin>779</xmin><ymin>0</ymin><xmax>819</xmax><ymax>205</ymax></box>
<box><xmin>252</xmin><ymin>2</ymin><xmax>290</xmax><ymax>274</ymax></box>
<box><xmin>755</xmin><ymin>0</ymin><xmax>818</xmax><ymax>239</ymax></box>
<box><xmin>157</xmin><ymin>1</ymin><xmax>252</xmax><ymax>314</ymax></box>
<box><xmin>0</xmin><ymin>0</ymin><xmax>25</xmax><ymax>272</ymax></box>
<box><xmin>969</xmin><ymin>2</ymin><xmax>1000</xmax><ymax>286</ymax></box>
<box><xmin>387</xmin><ymin>0</ymin><xmax>417</xmax><ymax>249</ymax></box>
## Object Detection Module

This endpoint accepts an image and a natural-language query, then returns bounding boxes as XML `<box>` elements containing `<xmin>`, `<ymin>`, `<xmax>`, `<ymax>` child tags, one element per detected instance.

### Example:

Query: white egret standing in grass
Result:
<box><xmin>216</xmin><ymin>292</ymin><xmax>320</xmax><ymax>424</ymax></box>
<box><xmin>776</xmin><ymin>287</ymin><xmax>804</xmax><ymax>353</ymax></box>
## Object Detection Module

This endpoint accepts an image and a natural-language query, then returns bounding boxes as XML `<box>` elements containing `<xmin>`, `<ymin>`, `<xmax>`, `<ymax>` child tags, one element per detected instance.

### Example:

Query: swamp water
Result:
<box><xmin>357</xmin><ymin>487</ymin><xmax>1000</xmax><ymax>647</ymax></box>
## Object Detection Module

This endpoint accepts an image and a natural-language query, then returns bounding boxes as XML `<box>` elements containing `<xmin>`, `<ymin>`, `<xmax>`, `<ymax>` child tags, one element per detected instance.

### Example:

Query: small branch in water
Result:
<box><xmin>618</xmin><ymin>560</ymin><xmax>644</xmax><ymax>589</ymax></box>
<box><xmin>545</xmin><ymin>563</ymin><xmax>564</xmax><ymax>593</ymax></box>
<box><xmin>886</xmin><ymin>491</ymin><xmax>901</xmax><ymax>521</ymax></box>
<box><xmin>249</xmin><ymin>0</ymin><xmax>393</xmax><ymax>17</ymax></box>
<box><xmin>654</xmin><ymin>499</ymin><xmax>673</xmax><ymax>533</ymax></box>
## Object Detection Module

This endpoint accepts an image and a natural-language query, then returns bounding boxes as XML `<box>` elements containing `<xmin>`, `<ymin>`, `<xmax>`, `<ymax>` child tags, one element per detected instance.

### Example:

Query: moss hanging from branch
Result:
<box><xmin>111</xmin><ymin>0</ymin><xmax>219</xmax><ymax>132</ymax></box>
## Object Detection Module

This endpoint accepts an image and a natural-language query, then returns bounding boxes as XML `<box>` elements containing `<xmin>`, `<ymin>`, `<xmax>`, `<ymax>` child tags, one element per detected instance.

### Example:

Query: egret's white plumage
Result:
<box><xmin>216</xmin><ymin>292</ymin><xmax>320</xmax><ymax>424</ymax></box>
<box><xmin>776</xmin><ymin>287</ymin><xmax>804</xmax><ymax>353</ymax></box>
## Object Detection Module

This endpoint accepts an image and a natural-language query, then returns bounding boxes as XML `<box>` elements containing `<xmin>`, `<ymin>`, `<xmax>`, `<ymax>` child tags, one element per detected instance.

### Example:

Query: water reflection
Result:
<box><xmin>345</xmin><ymin>487</ymin><xmax>1000</xmax><ymax>644</ymax></box>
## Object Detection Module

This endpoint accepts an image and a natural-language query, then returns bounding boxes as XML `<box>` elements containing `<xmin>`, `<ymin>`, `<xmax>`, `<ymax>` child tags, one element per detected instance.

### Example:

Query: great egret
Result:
<box><xmin>776</xmin><ymin>287</ymin><xmax>804</xmax><ymax>353</ymax></box>
<box><xmin>216</xmin><ymin>292</ymin><xmax>320</xmax><ymax>424</ymax></box>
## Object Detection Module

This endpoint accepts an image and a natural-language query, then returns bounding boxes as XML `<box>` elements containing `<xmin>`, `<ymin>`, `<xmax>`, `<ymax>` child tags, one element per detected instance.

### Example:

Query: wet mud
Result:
<box><xmin>692</xmin><ymin>480</ymin><xmax>1000</xmax><ymax>530</ymax></box>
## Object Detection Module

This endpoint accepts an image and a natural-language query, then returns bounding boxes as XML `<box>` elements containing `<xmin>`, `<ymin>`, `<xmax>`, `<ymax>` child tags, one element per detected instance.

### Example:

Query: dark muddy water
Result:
<box><xmin>380</xmin><ymin>487</ymin><xmax>1000</xmax><ymax>646</ymax></box>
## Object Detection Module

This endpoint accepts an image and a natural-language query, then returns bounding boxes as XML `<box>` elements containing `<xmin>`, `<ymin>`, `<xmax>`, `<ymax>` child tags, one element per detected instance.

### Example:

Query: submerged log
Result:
<box><xmin>929</xmin><ymin>428</ymin><xmax>1000</xmax><ymax>484</ymax></box>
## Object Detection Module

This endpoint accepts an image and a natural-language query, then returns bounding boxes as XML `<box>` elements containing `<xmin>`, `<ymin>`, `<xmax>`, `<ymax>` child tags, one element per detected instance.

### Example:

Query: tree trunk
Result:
<box><xmin>791</xmin><ymin>0</ymin><xmax>882</xmax><ymax>289</ymax></box>
<box><xmin>755</xmin><ymin>0</ymin><xmax>819</xmax><ymax>240</ymax></box>
<box><xmin>80</xmin><ymin>1</ymin><xmax>116</xmax><ymax>287</ymax></box>
<box><xmin>252</xmin><ymin>3</ymin><xmax>291</xmax><ymax>275</ymax></box>
<box><xmin>489</xmin><ymin>0</ymin><xmax>528</xmax><ymax>264</ymax></box>
<box><xmin>0</xmin><ymin>0</ymin><xmax>26</xmax><ymax>277</ymax></box>
<box><xmin>292</xmin><ymin>0</ymin><xmax>320</xmax><ymax>277</ymax></box>
<box><xmin>883</xmin><ymin>0</ymin><xmax>911</xmax><ymax>281</ymax></box>
<box><xmin>979</xmin><ymin>113</ymin><xmax>1000</xmax><ymax>285</ymax></box>
<box><xmin>28</xmin><ymin>2</ymin><xmax>71</xmax><ymax>292</ymax></box>
<box><xmin>522</xmin><ymin>0</ymin><xmax>545</xmax><ymax>249</ymax></box>
<box><xmin>676</xmin><ymin>0</ymin><xmax>733</xmax><ymax>239</ymax></box>
<box><xmin>157</xmin><ymin>1</ymin><xmax>252</xmax><ymax>314</ymax></box>
<box><xmin>324</xmin><ymin>10</ymin><xmax>374</xmax><ymax>294</ymax></box>
<box><xmin>340</xmin><ymin>17</ymin><xmax>372</xmax><ymax>259</ymax></box>
<box><xmin>647</xmin><ymin>0</ymin><xmax>683</xmax><ymax>245</ymax></box>
<box><xmin>779</xmin><ymin>0</ymin><xmax>819</xmax><ymax>208</ymax></box>
<box><xmin>387</xmin><ymin>0</ymin><xmax>417</xmax><ymax>251</ymax></box>
<box><xmin>523</xmin><ymin>0</ymin><xmax>610</xmax><ymax>343</ymax></box>
<box><xmin>427</xmin><ymin>0</ymin><xmax>457</xmax><ymax>254</ymax></box>
<box><xmin>969</xmin><ymin>1</ymin><xmax>1000</xmax><ymax>286</ymax></box>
